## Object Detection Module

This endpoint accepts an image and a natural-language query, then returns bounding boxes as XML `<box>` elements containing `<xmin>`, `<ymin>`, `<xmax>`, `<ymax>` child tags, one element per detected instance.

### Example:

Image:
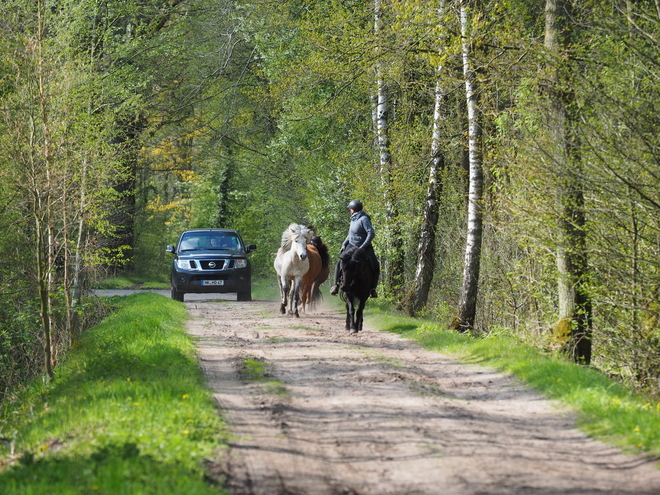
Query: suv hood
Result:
<box><xmin>178</xmin><ymin>249</ymin><xmax>245</xmax><ymax>257</ymax></box>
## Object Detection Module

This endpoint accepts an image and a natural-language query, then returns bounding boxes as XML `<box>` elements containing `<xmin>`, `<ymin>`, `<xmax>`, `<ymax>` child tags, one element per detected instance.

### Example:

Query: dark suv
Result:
<box><xmin>166</xmin><ymin>229</ymin><xmax>256</xmax><ymax>302</ymax></box>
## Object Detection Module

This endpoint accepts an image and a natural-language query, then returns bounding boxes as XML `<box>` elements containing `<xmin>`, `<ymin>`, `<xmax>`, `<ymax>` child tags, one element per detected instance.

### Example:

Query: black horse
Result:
<box><xmin>338</xmin><ymin>246</ymin><xmax>375</xmax><ymax>334</ymax></box>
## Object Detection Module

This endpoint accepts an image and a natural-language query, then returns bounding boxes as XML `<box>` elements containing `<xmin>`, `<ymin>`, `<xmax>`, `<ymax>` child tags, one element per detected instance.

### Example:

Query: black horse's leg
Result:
<box><xmin>356</xmin><ymin>297</ymin><xmax>367</xmax><ymax>332</ymax></box>
<box><xmin>346</xmin><ymin>295</ymin><xmax>358</xmax><ymax>331</ymax></box>
<box><xmin>349</xmin><ymin>296</ymin><xmax>359</xmax><ymax>334</ymax></box>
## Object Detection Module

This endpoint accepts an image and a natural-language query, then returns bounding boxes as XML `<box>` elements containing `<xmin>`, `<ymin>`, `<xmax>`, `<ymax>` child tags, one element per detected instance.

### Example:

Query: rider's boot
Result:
<box><xmin>369</xmin><ymin>288</ymin><xmax>378</xmax><ymax>298</ymax></box>
<box><xmin>330</xmin><ymin>284</ymin><xmax>339</xmax><ymax>296</ymax></box>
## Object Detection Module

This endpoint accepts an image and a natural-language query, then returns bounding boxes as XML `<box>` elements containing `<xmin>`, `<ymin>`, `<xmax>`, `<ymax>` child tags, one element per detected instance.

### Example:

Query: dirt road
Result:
<box><xmin>184</xmin><ymin>296</ymin><xmax>660</xmax><ymax>495</ymax></box>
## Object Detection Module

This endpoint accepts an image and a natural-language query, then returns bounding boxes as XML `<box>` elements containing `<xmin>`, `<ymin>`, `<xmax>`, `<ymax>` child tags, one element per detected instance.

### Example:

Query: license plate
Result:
<box><xmin>202</xmin><ymin>280</ymin><xmax>224</xmax><ymax>286</ymax></box>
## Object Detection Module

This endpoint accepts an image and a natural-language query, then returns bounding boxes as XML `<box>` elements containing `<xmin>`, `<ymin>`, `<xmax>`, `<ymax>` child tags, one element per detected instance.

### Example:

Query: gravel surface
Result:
<box><xmin>174</xmin><ymin>295</ymin><xmax>660</xmax><ymax>495</ymax></box>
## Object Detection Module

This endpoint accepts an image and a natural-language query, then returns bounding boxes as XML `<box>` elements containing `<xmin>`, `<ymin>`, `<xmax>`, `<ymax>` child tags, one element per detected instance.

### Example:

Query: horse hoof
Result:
<box><xmin>350</xmin><ymin>329</ymin><xmax>358</xmax><ymax>335</ymax></box>
<box><xmin>280</xmin><ymin>306</ymin><xmax>286</xmax><ymax>314</ymax></box>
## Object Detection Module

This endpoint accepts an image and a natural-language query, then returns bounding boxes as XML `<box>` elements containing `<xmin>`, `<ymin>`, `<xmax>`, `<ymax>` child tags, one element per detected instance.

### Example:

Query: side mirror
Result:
<box><xmin>246</xmin><ymin>244</ymin><xmax>257</xmax><ymax>253</ymax></box>
<box><xmin>166</xmin><ymin>245</ymin><xmax>175</xmax><ymax>253</ymax></box>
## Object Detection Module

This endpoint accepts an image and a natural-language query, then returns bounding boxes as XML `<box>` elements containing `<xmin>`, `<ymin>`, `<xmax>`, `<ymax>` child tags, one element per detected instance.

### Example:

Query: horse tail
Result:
<box><xmin>310</xmin><ymin>264</ymin><xmax>329</xmax><ymax>309</ymax></box>
<box><xmin>311</xmin><ymin>284</ymin><xmax>324</xmax><ymax>308</ymax></box>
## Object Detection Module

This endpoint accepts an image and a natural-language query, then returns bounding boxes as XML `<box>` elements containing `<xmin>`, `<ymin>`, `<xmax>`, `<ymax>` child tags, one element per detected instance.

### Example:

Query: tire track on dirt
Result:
<box><xmin>186</xmin><ymin>298</ymin><xmax>660</xmax><ymax>495</ymax></box>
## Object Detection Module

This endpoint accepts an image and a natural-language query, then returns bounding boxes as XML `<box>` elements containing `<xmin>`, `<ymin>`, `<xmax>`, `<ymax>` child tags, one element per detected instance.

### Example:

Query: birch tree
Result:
<box><xmin>453</xmin><ymin>0</ymin><xmax>484</xmax><ymax>331</ymax></box>
<box><xmin>402</xmin><ymin>0</ymin><xmax>449</xmax><ymax>316</ymax></box>
<box><xmin>373</xmin><ymin>0</ymin><xmax>404</xmax><ymax>296</ymax></box>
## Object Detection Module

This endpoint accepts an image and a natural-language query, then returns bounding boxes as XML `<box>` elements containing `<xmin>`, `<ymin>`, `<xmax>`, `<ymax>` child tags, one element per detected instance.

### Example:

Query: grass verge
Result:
<box><xmin>0</xmin><ymin>292</ymin><xmax>228</xmax><ymax>494</ymax></box>
<box><xmin>367</xmin><ymin>306</ymin><xmax>660</xmax><ymax>462</ymax></box>
<box><xmin>250</xmin><ymin>278</ymin><xmax>280</xmax><ymax>301</ymax></box>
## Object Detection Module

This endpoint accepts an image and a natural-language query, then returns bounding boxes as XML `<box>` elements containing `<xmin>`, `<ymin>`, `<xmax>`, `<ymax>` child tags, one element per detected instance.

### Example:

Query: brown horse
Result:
<box><xmin>303</xmin><ymin>235</ymin><xmax>330</xmax><ymax>311</ymax></box>
<box><xmin>300</xmin><ymin>235</ymin><xmax>330</xmax><ymax>312</ymax></box>
<box><xmin>300</xmin><ymin>244</ymin><xmax>321</xmax><ymax>314</ymax></box>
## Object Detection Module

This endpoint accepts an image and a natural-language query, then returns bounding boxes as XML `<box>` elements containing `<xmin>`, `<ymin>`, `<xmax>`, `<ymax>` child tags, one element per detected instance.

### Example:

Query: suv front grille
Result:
<box><xmin>200</xmin><ymin>259</ymin><xmax>228</xmax><ymax>270</ymax></box>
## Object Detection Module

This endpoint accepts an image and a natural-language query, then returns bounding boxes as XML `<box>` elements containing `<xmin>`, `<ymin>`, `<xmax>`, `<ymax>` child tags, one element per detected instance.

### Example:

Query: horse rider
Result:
<box><xmin>329</xmin><ymin>200</ymin><xmax>380</xmax><ymax>298</ymax></box>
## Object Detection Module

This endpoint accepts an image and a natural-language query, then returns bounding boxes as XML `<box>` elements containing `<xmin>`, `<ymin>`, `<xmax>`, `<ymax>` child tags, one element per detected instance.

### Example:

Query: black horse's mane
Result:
<box><xmin>340</xmin><ymin>245</ymin><xmax>364</xmax><ymax>264</ymax></box>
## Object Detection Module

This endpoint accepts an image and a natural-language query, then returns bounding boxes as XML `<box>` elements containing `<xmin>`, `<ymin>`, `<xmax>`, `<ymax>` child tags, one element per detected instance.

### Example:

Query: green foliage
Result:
<box><xmin>0</xmin><ymin>299</ymin><xmax>41</xmax><ymax>402</ymax></box>
<box><xmin>0</xmin><ymin>293</ymin><xmax>227</xmax><ymax>494</ymax></box>
<box><xmin>1</xmin><ymin>0</ymin><xmax>660</xmax><ymax>400</ymax></box>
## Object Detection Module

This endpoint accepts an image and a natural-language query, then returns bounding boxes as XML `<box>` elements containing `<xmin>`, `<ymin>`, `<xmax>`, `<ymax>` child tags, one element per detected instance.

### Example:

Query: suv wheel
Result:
<box><xmin>171</xmin><ymin>286</ymin><xmax>185</xmax><ymax>302</ymax></box>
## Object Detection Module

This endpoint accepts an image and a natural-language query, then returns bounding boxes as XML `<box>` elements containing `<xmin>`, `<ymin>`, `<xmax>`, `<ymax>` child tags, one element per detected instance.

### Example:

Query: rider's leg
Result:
<box><xmin>329</xmin><ymin>259</ymin><xmax>341</xmax><ymax>295</ymax></box>
<box><xmin>369</xmin><ymin>252</ymin><xmax>380</xmax><ymax>298</ymax></box>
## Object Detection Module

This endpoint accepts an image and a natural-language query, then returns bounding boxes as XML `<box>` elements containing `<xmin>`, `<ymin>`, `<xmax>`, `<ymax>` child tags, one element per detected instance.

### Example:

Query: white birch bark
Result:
<box><xmin>457</xmin><ymin>0</ymin><xmax>484</xmax><ymax>331</ymax></box>
<box><xmin>373</xmin><ymin>0</ymin><xmax>404</xmax><ymax>294</ymax></box>
<box><xmin>374</xmin><ymin>0</ymin><xmax>391</xmax><ymax>178</ymax></box>
<box><xmin>406</xmin><ymin>0</ymin><xmax>448</xmax><ymax>314</ymax></box>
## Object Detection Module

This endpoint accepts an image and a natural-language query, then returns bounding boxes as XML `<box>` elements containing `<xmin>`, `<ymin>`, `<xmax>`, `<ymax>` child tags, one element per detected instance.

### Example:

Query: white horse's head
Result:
<box><xmin>282</xmin><ymin>223</ymin><xmax>312</xmax><ymax>260</ymax></box>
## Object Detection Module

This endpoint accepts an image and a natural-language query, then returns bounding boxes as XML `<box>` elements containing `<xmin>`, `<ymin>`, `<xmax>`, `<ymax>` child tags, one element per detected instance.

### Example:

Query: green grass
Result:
<box><xmin>239</xmin><ymin>359</ymin><xmax>287</xmax><ymax>397</ymax></box>
<box><xmin>369</xmin><ymin>308</ymin><xmax>660</xmax><ymax>461</ymax></box>
<box><xmin>251</xmin><ymin>279</ymin><xmax>281</xmax><ymax>301</ymax></box>
<box><xmin>6</xmin><ymin>281</ymin><xmax>654</xmax><ymax>493</ymax></box>
<box><xmin>0</xmin><ymin>293</ymin><xmax>228</xmax><ymax>494</ymax></box>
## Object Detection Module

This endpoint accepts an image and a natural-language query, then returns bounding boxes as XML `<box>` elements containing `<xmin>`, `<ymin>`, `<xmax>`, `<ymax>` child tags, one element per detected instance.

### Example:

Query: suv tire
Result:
<box><xmin>237</xmin><ymin>289</ymin><xmax>252</xmax><ymax>301</ymax></box>
<box><xmin>171</xmin><ymin>286</ymin><xmax>185</xmax><ymax>302</ymax></box>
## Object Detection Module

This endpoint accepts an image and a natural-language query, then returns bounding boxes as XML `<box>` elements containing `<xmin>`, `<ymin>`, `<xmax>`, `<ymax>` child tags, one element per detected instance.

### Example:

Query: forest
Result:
<box><xmin>0</xmin><ymin>0</ymin><xmax>658</xmax><ymax>402</ymax></box>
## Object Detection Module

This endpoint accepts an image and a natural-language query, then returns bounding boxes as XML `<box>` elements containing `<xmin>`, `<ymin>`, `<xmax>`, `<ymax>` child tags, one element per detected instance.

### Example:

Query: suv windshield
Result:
<box><xmin>179</xmin><ymin>232</ymin><xmax>242</xmax><ymax>252</ymax></box>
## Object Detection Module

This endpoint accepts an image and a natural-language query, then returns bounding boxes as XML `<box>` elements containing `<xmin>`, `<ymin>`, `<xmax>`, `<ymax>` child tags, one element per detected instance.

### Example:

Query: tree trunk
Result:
<box><xmin>545</xmin><ymin>0</ymin><xmax>592</xmax><ymax>364</ymax></box>
<box><xmin>72</xmin><ymin>154</ymin><xmax>89</xmax><ymax>336</ymax></box>
<box><xmin>35</xmin><ymin>211</ymin><xmax>54</xmax><ymax>379</ymax></box>
<box><xmin>454</xmin><ymin>0</ymin><xmax>484</xmax><ymax>332</ymax></box>
<box><xmin>373</xmin><ymin>0</ymin><xmax>404</xmax><ymax>296</ymax></box>
<box><xmin>36</xmin><ymin>0</ymin><xmax>56</xmax><ymax>378</ymax></box>
<box><xmin>402</xmin><ymin>0</ymin><xmax>448</xmax><ymax>316</ymax></box>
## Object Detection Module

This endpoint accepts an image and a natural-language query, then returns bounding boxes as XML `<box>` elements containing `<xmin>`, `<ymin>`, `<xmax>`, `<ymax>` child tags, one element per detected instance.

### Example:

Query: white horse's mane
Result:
<box><xmin>280</xmin><ymin>223</ymin><xmax>312</xmax><ymax>250</ymax></box>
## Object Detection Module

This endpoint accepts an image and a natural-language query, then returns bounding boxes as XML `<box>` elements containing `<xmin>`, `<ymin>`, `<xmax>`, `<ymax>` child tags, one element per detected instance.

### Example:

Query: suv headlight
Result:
<box><xmin>235</xmin><ymin>259</ymin><xmax>248</xmax><ymax>268</ymax></box>
<box><xmin>175</xmin><ymin>259</ymin><xmax>195</xmax><ymax>270</ymax></box>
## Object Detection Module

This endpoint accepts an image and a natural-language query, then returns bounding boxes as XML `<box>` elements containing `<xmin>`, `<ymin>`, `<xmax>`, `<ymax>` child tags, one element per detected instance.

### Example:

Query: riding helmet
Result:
<box><xmin>347</xmin><ymin>200</ymin><xmax>363</xmax><ymax>212</ymax></box>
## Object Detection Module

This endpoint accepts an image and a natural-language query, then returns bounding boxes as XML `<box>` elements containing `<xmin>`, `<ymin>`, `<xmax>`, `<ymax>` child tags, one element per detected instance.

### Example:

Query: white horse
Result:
<box><xmin>274</xmin><ymin>223</ymin><xmax>313</xmax><ymax>317</ymax></box>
